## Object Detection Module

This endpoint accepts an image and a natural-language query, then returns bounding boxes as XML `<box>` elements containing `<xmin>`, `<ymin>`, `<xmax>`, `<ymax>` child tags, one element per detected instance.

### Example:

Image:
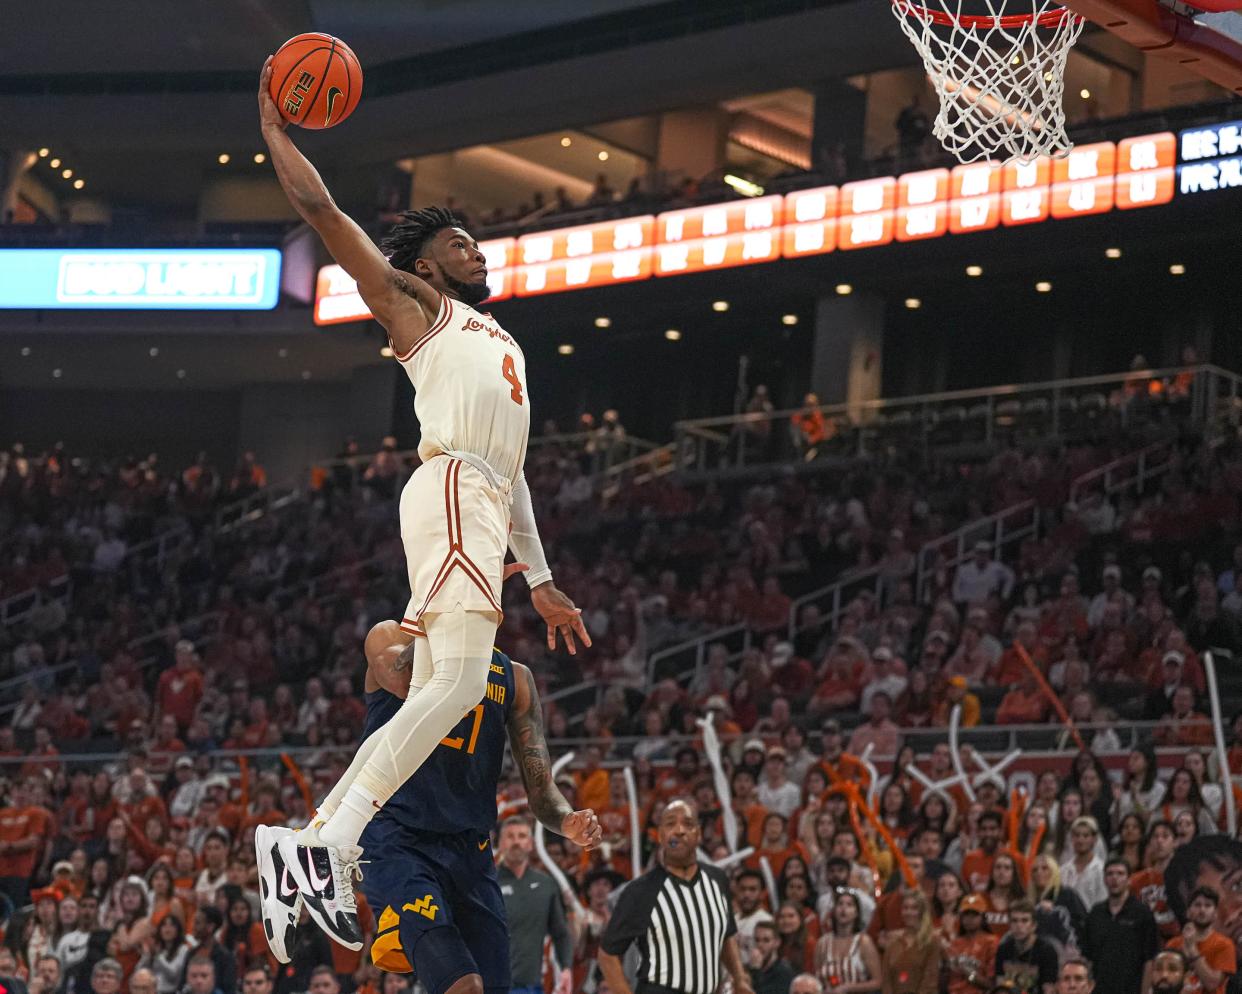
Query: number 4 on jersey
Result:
<box><xmin>501</xmin><ymin>354</ymin><xmax>524</xmax><ymax>406</ymax></box>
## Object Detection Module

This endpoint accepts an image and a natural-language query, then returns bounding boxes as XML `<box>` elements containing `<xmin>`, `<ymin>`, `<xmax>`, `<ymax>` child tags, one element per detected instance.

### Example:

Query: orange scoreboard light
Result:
<box><xmin>1001</xmin><ymin>156</ymin><xmax>1052</xmax><ymax>226</ymax></box>
<box><xmin>653</xmin><ymin>197</ymin><xmax>783</xmax><ymax>276</ymax></box>
<box><xmin>313</xmin><ymin>237</ymin><xmax>515</xmax><ymax>325</ymax></box>
<box><xmin>1051</xmin><ymin>142</ymin><xmax>1116</xmax><ymax>218</ymax></box>
<box><xmin>1116</xmin><ymin>132</ymin><xmax>1176</xmax><ymax>209</ymax></box>
<box><xmin>515</xmin><ymin>217</ymin><xmax>654</xmax><ymax>296</ymax></box>
<box><xmin>838</xmin><ymin>177</ymin><xmax>896</xmax><ymax>250</ymax></box>
<box><xmin>896</xmin><ymin>168</ymin><xmax>950</xmax><ymax>242</ymax></box>
<box><xmin>781</xmin><ymin>186</ymin><xmax>839</xmax><ymax>257</ymax></box>
<box><xmin>949</xmin><ymin>161</ymin><xmax>1002</xmax><ymax>233</ymax></box>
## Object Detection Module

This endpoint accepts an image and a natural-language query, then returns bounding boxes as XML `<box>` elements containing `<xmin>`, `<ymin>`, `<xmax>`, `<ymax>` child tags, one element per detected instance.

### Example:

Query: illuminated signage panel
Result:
<box><xmin>0</xmin><ymin>249</ymin><xmax>282</xmax><ymax>310</ymax></box>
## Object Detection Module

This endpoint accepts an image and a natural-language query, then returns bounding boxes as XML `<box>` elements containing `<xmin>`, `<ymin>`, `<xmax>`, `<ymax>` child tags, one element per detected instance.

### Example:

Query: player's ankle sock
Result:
<box><xmin>318</xmin><ymin>783</ymin><xmax>381</xmax><ymax>848</ymax></box>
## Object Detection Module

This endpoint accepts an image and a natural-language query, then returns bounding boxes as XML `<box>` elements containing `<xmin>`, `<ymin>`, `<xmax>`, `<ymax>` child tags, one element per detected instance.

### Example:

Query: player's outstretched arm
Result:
<box><xmin>507</xmin><ymin>662</ymin><xmax>602</xmax><ymax>849</ymax></box>
<box><xmin>257</xmin><ymin>57</ymin><xmax>437</xmax><ymax>338</ymax></box>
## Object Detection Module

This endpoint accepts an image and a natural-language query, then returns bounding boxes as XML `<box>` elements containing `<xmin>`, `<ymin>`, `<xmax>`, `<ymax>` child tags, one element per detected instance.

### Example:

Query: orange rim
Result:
<box><xmin>893</xmin><ymin>1</ymin><xmax>1081</xmax><ymax>28</ymax></box>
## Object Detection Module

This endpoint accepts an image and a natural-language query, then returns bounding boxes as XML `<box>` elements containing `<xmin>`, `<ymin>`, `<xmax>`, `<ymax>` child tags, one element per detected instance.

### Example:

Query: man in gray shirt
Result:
<box><xmin>497</xmin><ymin>816</ymin><xmax>575</xmax><ymax>994</ymax></box>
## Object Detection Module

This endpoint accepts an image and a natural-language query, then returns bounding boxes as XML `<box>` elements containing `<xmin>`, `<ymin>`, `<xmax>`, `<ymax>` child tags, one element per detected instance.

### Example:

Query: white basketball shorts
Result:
<box><xmin>398</xmin><ymin>455</ymin><xmax>509</xmax><ymax>636</ymax></box>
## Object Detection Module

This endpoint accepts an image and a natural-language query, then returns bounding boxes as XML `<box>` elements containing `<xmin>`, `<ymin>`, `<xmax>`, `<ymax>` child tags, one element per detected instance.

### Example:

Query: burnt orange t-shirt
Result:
<box><xmin>1131</xmin><ymin>869</ymin><xmax>1178</xmax><ymax>940</ymax></box>
<box><xmin>946</xmin><ymin>932</ymin><xmax>999</xmax><ymax>994</ymax></box>
<box><xmin>1168</xmin><ymin>931</ymin><xmax>1236</xmax><ymax>994</ymax></box>
<box><xmin>0</xmin><ymin>805</ymin><xmax>54</xmax><ymax>878</ymax></box>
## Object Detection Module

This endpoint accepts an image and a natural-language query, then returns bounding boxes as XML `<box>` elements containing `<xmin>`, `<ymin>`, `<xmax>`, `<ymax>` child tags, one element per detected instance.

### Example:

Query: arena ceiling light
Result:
<box><xmin>966</xmin><ymin>265</ymin><xmax>983</xmax><ymax>277</ymax></box>
<box><xmin>557</xmin><ymin>343</ymin><xmax>575</xmax><ymax>355</ymax></box>
<box><xmin>38</xmin><ymin>148</ymin><xmax>49</xmax><ymax>158</ymax></box>
<box><xmin>176</xmin><ymin>369</ymin><xmax>187</xmax><ymax>379</ymax></box>
<box><xmin>20</xmin><ymin>347</ymin><xmax>31</xmax><ymax>357</ymax></box>
<box><xmin>905</xmin><ymin>298</ymin><xmax>922</xmax><ymax>309</ymax></box>
<box><xmin>1170</xmin><ymin>263</ymin><xmax>1187</xmax><ymax>275</ymax></box>
<box><xmin>1105</xmin><ymin>247</ymin><xmax>1122</xmax><ymax>259</ymax></box>
<box><xmin>1035</xmin><ymin>281</ymin><xmax>1052</xmax><ymax>293</ymax></box>
<box><xmin>61</xmin><ymin>169</ymin><xmax>72</xmax><ymax>179</ymax></box>
<box><xmin>73</xmin><ymin>179</ymin><xmax>84</xmax><ymax>190</ymax></box>
<box><xmin>380</xmin><ymin>346</ymin><xmax>394</xmax><ymax>358</ymax></box>
<box><xmin>711</xmin><ymin>300</ymin><xmax>729</xmax><ymax>312</ymax></box>
<box><xmin>148</xmin><ymin>347</ymin><xmax>159</xmax><ymax>357</ymax></box>
<box><xmin>49</xmin><ymin>158</ymin><xmax>61</xmax><ymax>169</ymax></box>
<box><xmin>301</xmin><ymin>370</ymin><xmax>312</xmax><ymax>380</ymax></box>
<box><xmin>781</xmin><ymin>314</ymin><xmax>798</xmax><ymax>326</ymax></box>
<box><xmin>598</xmin><ymin>151</ymin><xmax>609</xmax><ymax>161</ymax></box>
<box><xmin>218</xmin><ymin>153</ymin><xmax>230</xmax><ymax>165</ymax></box>
<box><xmin>723</xmin><ymin>174</ymin><xmax>764</xmax><ymax>197</ymax></box>
<box><xmin>1080</xmin><ymin>88</ymin><xmax>1091</xmax><ymax>99</ymax></box>
<box><xmin>594</xmin><ymin>316</ymin><xmax>611</xmax><ymax>328</ymax></box>
<box><xmin>664</xmin><ymin>329</ymin><xmax>682</xmax><ymax>341</ymax></box>
<box><xmin>52</xmin><ymin>368</ymin><xmax>62</xmax><ymax>379</ymax></box>
<box><xmin>254</xmin><ymin>153</ymin><xmax>266</xmax><ymax>164</ymax></box>
<box><xmin>560</xmin><ymin>136</ymin><xmax>572</xmax><ymax>147</ymax></box>
<box><xmin>835</xmin><ymin>283</ymin><xmax>853</xmax><ymax>295</ymax></box>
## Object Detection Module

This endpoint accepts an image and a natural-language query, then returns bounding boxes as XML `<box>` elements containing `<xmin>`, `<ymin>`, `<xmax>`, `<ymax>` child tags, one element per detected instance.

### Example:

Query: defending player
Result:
<box><xmin>258</xmin><ymin>597</ymin><xmax>602</xmax><ymax>993</ymax></box>
<box><xmin>254</xmin><ymin>57</ymin><xmax>591</xmax><ymax>949</ymax></box>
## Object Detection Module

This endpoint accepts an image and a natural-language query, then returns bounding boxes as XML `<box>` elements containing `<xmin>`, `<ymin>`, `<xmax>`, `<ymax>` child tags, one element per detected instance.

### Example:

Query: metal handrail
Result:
<box><xmin>0</xmin><ymin>718</ymin><xmax>1217</xmax><ymax>768</ymax></box>
<box><xmin>0</xmin><ymin>574</ymin><xmax>70</xmax><ymax>629</ymax></box>
<box><xmin>1068</xmin><ymin>439</ymin><xmax>1177</xmax><ymax>505</ymax></box>
<box><xmin>213</xmin><ymin>486</ymin><xmax>302</xmax><ymax>534</ymax></box>
<box><xmin>915</xmin><ymin>500</ymin><xmax>1041</xmax><ymax>604</ymax></box>
<box><xmin>645</xmin><ymin>621</ymin><xmax>753</xmax><ymax>691</ymax></box>
<box><xmin>677</xmin><ymin>364</ymin><xmax>1242</xmax><ymax>433</ymax></box>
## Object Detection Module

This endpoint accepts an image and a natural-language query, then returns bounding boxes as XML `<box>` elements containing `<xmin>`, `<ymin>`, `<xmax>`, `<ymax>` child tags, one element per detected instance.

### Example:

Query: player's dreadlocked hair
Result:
<box><xmin>380</xmin><ymin>206</ymin><xmax>464</xmax><ymax>274</ymax></box>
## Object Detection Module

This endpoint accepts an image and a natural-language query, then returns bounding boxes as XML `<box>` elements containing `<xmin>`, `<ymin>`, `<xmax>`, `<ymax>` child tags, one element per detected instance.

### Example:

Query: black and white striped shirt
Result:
<box><xmin>600</xmin><ymin>863</ymin><xmax>736</xmax><ymax>994</ymax></box>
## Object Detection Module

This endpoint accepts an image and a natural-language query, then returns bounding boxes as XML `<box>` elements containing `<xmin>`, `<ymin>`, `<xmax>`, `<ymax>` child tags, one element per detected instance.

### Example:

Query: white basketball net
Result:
<box><xmin>891</xmin><ymin>1</ymin><xmax>1086</xmax><ymax>163</ymax></box>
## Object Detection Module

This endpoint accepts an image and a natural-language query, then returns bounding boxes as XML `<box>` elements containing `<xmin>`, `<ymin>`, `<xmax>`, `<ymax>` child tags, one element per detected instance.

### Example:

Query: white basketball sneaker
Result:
<box><xmin>277</xmin><ymin>827</ymin><xmax>364</xmax><ymax>950</ymax></box>
<box><xmin>255</xmin><ymin>824</ymin><xmax>303</xmax><ymax>963</ymax></box>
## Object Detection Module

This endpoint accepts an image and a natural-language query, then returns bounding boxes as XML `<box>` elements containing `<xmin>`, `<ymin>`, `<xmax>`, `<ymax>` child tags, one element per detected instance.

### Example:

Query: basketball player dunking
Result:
<box><xmin>257</xmin><ymin>565</ymin><xmax>602</xmax><ymax>994</ymax></box>
<box><xmin>254</xmin><ymin>58</ymin><xmax>590</xmax><ymax>950</ymax></box>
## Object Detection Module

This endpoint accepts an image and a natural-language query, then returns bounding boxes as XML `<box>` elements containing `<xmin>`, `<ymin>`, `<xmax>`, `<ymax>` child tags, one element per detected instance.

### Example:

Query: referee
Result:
<box><xmin>598</xmin><ymin>799</ymin><xmax>754</xmax><ymax>994</ymax></box>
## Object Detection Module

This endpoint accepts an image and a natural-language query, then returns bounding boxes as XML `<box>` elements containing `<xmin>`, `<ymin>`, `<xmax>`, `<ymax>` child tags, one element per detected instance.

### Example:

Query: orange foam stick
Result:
<box><xmin>1014</xmin><ymin>642</ymin><xmax>1086</xmax><ymax>752</ymax></box>
<box><xmin>281</xmin><ymin>753</ymin><xmax>314</xmax><ymax>813</ymax></box>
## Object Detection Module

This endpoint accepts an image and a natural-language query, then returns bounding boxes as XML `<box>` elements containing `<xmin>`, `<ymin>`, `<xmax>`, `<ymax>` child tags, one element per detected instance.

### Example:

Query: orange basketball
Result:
<box><xmin>268</xmin><ymin>32</ymin><xmax>362</xmax><ymax>130</ymax></box>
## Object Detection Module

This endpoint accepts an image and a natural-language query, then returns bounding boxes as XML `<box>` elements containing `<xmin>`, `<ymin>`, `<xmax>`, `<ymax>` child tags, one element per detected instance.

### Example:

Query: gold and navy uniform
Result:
<box><xmin>360</xmin><ymin>648</ymin><xmax>515</xmax><ymax>994</ymax></box>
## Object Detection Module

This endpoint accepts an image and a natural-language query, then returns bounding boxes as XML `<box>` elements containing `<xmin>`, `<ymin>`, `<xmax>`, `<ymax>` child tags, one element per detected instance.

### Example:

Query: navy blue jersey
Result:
<box><xmin>363</xmin><ymin>648</ymin><xmax>515</xmax><ymax>836</ymax></box>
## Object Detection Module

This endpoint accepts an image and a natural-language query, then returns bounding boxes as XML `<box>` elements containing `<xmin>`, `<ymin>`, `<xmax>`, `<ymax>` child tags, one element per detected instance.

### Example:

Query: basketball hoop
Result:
<box><xmin>892</xmin><ymin>1</ymin><xmax>1086</xmax><ymax>163</ymax></box>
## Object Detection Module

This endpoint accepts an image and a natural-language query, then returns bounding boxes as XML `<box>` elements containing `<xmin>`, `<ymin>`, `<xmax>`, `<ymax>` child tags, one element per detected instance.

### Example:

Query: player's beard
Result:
<box><xmin>443</xmin><ymin>272</ymin><xmax>490</xmax><ymax>306</ymax></box>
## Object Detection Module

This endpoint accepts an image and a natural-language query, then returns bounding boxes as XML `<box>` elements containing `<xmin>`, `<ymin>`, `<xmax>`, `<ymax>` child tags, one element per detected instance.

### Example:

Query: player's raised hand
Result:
<box><xmin>258</xmin><ymin>57</ymin><xmax>288</xmax><ymax>132</ymax></box>
<box><xmin>531</xmin><ymin>582</ymin><xmax>592</xmax><ymax>655</ymax></box>
<box><xmin>561</xmin><ymin>809</ymin><xmax>603</xmax><ymax>850</ymax></box>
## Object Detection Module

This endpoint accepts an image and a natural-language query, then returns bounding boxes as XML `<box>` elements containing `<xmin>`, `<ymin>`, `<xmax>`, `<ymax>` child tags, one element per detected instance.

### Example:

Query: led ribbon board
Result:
<box><xmin>314</xmin><ymin>121</ymin><xmax>1219</xmax><ymax>321</ymax></box>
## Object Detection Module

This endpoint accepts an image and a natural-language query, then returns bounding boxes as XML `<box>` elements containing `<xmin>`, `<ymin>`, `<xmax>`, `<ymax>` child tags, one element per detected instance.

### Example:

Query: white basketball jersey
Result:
<box><xmin>392</xmin><ymin>294</ymin><xmax>530</xmax><ymax>483</ymax></box>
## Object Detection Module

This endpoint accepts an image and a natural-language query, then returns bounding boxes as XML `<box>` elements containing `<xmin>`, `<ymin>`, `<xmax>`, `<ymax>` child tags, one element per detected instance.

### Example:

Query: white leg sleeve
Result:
<box><xmin>313</xmin><ymin>637</ymin><xmax>433</xmax><ymax>823</ymax></box>
<box><xmin>351</xmin><ymin>605</ymin><xmax>496</xmax><ymax>806</ymax></box>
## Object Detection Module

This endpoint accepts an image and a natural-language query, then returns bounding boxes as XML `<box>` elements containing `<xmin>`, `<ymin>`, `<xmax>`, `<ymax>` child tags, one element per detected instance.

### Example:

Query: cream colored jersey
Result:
<box><xmin>392</xmin><ymin>293</ymin><xmax>529</xmax><ymax>483</ymax></box>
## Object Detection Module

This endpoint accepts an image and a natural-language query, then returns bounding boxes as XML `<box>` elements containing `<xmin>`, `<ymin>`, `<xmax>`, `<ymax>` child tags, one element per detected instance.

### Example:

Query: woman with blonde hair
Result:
<box><xmin>880</xmin><ymin>891</ymin><xmax>941</xmax><ymax>994</ymax></box>
<box><xmin>1027</xmin><ymin>852</ymin><xmax>1086</xmax><ymax>956</ymax></box>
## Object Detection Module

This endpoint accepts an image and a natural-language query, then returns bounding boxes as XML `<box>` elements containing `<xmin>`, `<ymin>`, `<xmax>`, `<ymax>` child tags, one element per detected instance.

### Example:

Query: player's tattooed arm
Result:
<box><xmin>508</xmin><ymin>664</ymin><xmax>602</xmax><ymax>850</ymax></box>
<box><xmin>508</xmin><ymin>664</ymin><xmax>574</xmax><ymax>833</ymax></box>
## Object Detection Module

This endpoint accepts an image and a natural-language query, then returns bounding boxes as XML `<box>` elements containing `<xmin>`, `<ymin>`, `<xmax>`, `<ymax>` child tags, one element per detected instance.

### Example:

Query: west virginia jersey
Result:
<box><xmin>359</xmin><ymin>647</ymin><xmax>515</xmax><ymax>994</ymax></box>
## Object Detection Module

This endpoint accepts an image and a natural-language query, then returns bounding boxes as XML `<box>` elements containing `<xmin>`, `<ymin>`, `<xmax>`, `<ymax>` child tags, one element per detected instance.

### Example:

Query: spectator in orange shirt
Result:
<box><xmin>933</xmin><ymin>677</ymin><xmax>981</xmax><ymax>729</ymax></box>
<box><xmin>0</xmin><ymin>778</ymin><xmax>55</xmax><ymax>908</ymax></box>
<box><xmin>817</xmin><ymin>720</ymin><xmax>871</xmax><ymax>790</ymax></box>
<box><xmin>992</xmin><ymin>622</ymin><xmax>1043</xmax><ymax>686</ymax></box>
<box><xmin>996</xmin><ymin>675</ymin><xmax>1050</xmax><ymax>726</ymax></box>
<box><xmin>962</xmin><ymin>811</ymin><xmax>1005</xmax><ymax>893</ymax></box>
<box><xmin>156</xmin><ymin>641</ymin><xmax>205</xmax><ymax>733</ymax></box>
<box><xmin>1155</xmin><ymin>687</ymin><xmax>1215</xmax><ymax>747</ymax></box>
<box><xmin>730</xmin><ymin>768</ymin><xmax>771</xmax><ymax>849</ymax></box>
<box><xmin>790</xmin><ymin>393</ymin><xmax>829</xmax><ymax>461</ymax></box>
<box><xmin>1168</xmin><ymin>886</ymin><xmax>1237</xmax><ymax>994</ymax></box>
<box><xmin>944</xmin><ymin>893</ymin><xmax>998</xmax><ymax>994</ymax></box>
<box><xmin>575</xmin><ymin>746</ymin><xmax>611</xmax><ymax>814</ymax></box>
